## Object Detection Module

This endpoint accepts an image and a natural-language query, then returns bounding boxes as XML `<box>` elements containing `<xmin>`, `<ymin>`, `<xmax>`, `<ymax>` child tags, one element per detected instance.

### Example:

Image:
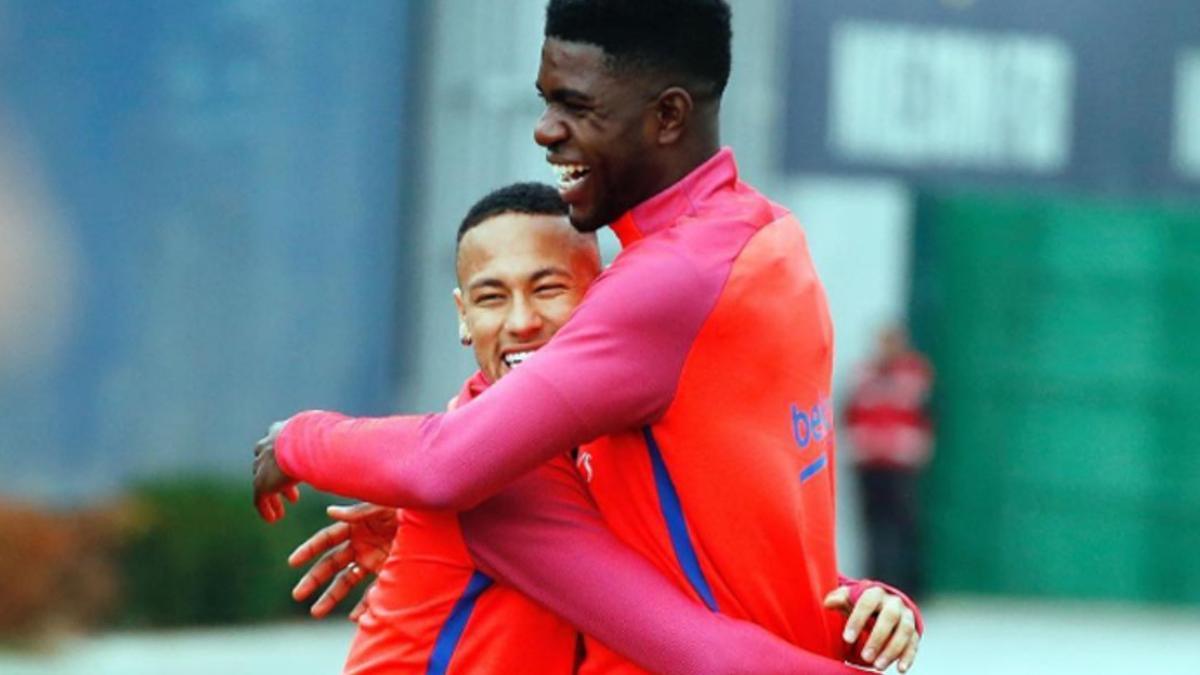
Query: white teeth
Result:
<box><xmin>503</xmin><ymin>351</ymin><xmax>536</xmax><ymax>368</ymax></box>
<box><xmin>550</xmin><ymin>163</ymin><xmax>590</xmax><ymax>191</ymax></box>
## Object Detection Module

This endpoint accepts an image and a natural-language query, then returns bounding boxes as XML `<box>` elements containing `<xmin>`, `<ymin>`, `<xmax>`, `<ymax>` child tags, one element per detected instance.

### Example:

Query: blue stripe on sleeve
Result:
<box><xmin>642</xmin><ymin>426</ymin><xmax>720</xmax><ymax>612</ymax></box>
<box><xmin>800</xmin><ymin>454</ymin><xmax>828</xmax><ymax>482</ymax></box>
<box><xmin>426</xmin><ymin>570</ymin><xmax>494</xmax><ymax>675</ymax></box>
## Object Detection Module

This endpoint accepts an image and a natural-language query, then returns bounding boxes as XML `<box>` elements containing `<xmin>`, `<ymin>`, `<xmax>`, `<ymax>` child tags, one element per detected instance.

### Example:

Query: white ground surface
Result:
<box><xmin>1</xmin><ymin>597</ymin><xmax>1195</xmax><ymax>674</ymax></box>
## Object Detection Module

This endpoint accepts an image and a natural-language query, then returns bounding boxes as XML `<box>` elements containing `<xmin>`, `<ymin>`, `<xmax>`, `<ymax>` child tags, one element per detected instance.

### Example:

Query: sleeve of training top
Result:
<box><xmin>458</xmin><ymin>461</ymin><xmax>864</xmax><ymax>675</ymax></box>
<box><xmin>275</xmin><ymin>244</ymin><xmax>726</xmax><ymax>509</ymax></box>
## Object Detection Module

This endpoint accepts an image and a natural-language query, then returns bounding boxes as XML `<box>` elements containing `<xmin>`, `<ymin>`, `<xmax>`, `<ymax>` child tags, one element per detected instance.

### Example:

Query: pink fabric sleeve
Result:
<box><xmin>459</xmin><ymin>460</ymin><xmax>862</xmax><ymax>675</ymax></box>
<box><xmin>275</xmin><ymin>242</ymin><xmax>730</xmax><ymax>509</ymax></box>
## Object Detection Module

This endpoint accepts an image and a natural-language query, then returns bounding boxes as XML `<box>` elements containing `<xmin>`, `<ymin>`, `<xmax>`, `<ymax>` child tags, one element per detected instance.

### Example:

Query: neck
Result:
<box><xmin>651</xmin><ymin>138</ymin><xmax>721</xmax><ymax>196</ymax></box>
<box><xmin>656</xmin><ymin>104</ymin><xmax>721</xmax><ymax>189</ymax></box>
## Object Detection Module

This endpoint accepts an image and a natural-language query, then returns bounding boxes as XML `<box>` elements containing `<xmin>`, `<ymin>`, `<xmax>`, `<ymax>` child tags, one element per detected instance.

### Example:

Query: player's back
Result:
<box><xmin>580</xmin><ymin>163</ymin><xmax>846</xmax><ymax>665</ymax></box>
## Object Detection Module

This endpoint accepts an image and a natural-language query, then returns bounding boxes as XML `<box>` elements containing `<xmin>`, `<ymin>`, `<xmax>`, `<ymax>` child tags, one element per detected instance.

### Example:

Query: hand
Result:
<box><xmin>253</xmin><ymin>420</ymin><xmax>301</xmax><ymax>522</ymax></box>
<box><xmin>824</xmin><ymin>584</ymin><xmax>920</xmax><ymax>672</ymax></box>
<box><xmin>288</xmin><ymin>502</ymin><xmax>398</xmax><ymax>618</ymax></box>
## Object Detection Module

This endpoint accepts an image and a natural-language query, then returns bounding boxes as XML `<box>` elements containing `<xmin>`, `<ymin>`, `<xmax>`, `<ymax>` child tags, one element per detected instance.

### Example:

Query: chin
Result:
<box><xmin>486</xmin><ymin>365</ymin><xmax>505</xmax><ymax>382</ymax></box>
<box><xmin>568</xmin><ymin>207</ymin><xmax>607</xmax><ymax>233</ymax></box>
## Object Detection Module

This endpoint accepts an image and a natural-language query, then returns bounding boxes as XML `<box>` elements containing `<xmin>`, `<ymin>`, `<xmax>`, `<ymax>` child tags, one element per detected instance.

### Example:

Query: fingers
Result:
<box><xmin>327</xmin><ymin>502</ymin><xmax>385</xmax><ymax>522</ymax></box>
<box><xmin>823</xmin><ymin>585</ymin><xmax>852</xmax><ymax>613</ymax></box>
<box><xmin>310</xmin><ymin>563</ymin><xmax>368</xmax><ymax>618</ymax></box>
<box><xmin>860</xmin><ymin>596</ymin><xmax>904</xmax><ymax>668</ymax></box>
<box><xmin>358</xmin><ymin>546</ymin><xmax>390</xmax><ymax>575</ymax></box>
<box><xmin>255</xmin><ymin>493</ymin><xmax>284</xmax><ymax>523</ymax></box>
<box><xmin>253</xmin><ymin>421</ymin><xmax>295</xmax><ymax>521</ymax></box>
<box><xmin>255</xmin><ymin>495</ymin><xmax>276</xmax><ymax>522</ymax></box>
<box><xmin>349</xmin><ymin>596</ymin><xmax>369</xmax><ymax>622</ymax></box>
<box><xmin>842</xmin><ymin>586</ymin><xmax>882</xmax><ymax>644</ymax></box>
<box><xmin>899</xmin><ymin>634</ymin><xmax>920</xmax><ymax>673</ymax></box>
<box><xmin>873</xmin><ymin>612</ymin><xmax>917</xmax><ymax>672</ymax></box>
<box><xmin>289</xmin><ymin>522</ymin><xmax>351</xmax><ymax>567</ymax></box>
<box><xmin>292</xmin><ymin>543</ymin><xmax>355</xmax><ymax>601</ymax></box>
<box><xmin>253</xmin><ymin>456</ymin><xmax>284</xmax><ymax>523</ymax></box>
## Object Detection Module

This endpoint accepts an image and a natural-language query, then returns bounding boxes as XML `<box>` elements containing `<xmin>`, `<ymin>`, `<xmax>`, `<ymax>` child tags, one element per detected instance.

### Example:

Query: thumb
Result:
<box><xmin>823</xmin><ymin>585</ymin><xmax>852</xmax><ymax>612</ymax></box>
<box><xmin>327</xmin><ymin>503</ymin><xmax>378</xmax><ymax>522</ymax></box>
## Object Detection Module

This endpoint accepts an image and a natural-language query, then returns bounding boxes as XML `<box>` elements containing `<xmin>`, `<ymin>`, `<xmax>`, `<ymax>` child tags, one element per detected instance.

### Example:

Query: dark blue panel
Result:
<box><xmin>643</xmin><ymin>427</ymin><xmax>720</xmax><ymax>612</ymax></box>
<box><xmin>783</xmin><ymin>0</ymin><xmax>1200</xmax><ymax>199</ymax></box>
<box><xmin>427</xmin><ymin>571</ymin><xmax>494</xmax><ymax>675</ymax></box>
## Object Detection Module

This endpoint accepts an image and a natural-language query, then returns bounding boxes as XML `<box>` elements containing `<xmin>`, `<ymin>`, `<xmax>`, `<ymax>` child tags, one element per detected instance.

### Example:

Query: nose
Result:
<box><xmin>505</xmin><ymin>295</ymin><xmax>544</xmax><ymax>339</ymax></box>
<box><xmin>534</xmin><ymin>107</ymin><xmax>566</xmax><ymax>149</ymax></box>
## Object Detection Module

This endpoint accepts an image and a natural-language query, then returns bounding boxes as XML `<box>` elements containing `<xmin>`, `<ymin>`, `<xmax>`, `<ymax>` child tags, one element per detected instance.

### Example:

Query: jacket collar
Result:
<box><xmin>610</xmin><ymin>147</ymin><xmax>738</xmax><ymax>248</ymax></box>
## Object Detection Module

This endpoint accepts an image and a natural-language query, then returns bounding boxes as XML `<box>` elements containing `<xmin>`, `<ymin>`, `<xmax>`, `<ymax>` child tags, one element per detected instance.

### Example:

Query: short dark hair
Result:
<box><xmin>457</xmin><ymin>182</ymin><xmax>569</xmax><ymax>245</ymax></box>
<box><xmin>544</xmin><ymin>0</ymin><xmax>732</xmax><ymax>98</ymax></box>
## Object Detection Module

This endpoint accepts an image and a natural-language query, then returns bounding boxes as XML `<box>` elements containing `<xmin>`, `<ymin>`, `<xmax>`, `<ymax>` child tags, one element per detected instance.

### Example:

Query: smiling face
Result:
<box><xmin>455</xmin><ymin>211</ymin><xmax>602</xmax><ymax>383</ymax></box>
<box><xmin>534</xmin><ymin>38</ymin><xmax>665</xmax><ymax>232</ymax></box>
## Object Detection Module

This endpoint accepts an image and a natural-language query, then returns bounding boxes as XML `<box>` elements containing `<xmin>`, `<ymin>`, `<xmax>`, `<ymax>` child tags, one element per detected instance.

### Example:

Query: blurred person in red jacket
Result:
<box><xmin>844</xmin><ymin>325</ymin><xmax>934</xmax><ymax>599</ymax></box>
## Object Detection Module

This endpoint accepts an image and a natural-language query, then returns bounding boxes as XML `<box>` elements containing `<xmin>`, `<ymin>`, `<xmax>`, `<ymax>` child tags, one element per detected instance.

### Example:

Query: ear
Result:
<box><xmin>453</xmin><ymin>287</ymin><xmax>466</xmax><ymax>320</ymax></box>
<box><xmin>453</xmin><ymin>288</ymin><xmax>473</xmax><ymax>346</ymax></box>
<box><xmin>653</xmin><ymin>86</ymin><xmax>693</xmax><ymax>146</ymax></box>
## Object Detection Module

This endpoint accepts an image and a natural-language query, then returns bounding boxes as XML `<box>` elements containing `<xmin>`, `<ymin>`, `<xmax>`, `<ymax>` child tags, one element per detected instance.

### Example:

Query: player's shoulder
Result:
<box><xmin>675</xmin><ymin>183</ymin><xmax>792</xmax><ymax>257</ymax></box>
<box><xmin>582</xmin><ymin>236</ymin><xmax>721</xmax><ymax>323</ymax></box>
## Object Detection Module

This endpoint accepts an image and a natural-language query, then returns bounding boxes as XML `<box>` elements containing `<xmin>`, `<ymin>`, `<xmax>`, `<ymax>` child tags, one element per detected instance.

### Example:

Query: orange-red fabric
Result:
<box><xmin>343</xmin><ymin>372</ymin><xmax>577</xmax><ymax>675</ymax></box>
<box><xmin>278</xmin><ymin>151</ymin><xmax>863</xmax><ymax>671</ymax></box>
<box><xmin>580</xmin><ymin>170</ymin><xmax>847</xmax><ymax>671</ymax></box>
<box><xmin>344</xmin><ymin>477</ymin><xmax>575</xmax><ymax>674</ymax></box>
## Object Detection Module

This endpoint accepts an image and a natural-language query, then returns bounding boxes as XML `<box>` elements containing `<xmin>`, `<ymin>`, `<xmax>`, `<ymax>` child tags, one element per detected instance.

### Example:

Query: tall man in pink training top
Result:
<box><xmin>254</xmin><ymin>0</ymin><xmax>922</xmax><ymax>671</ymax></box>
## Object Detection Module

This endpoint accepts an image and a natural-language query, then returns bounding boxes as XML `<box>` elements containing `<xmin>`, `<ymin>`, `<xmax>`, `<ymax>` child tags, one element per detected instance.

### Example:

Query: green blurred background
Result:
<box><xmin>911</xmin><ymin>193</ymin><xmax>1200</xmax><ymax>604</ymax></box>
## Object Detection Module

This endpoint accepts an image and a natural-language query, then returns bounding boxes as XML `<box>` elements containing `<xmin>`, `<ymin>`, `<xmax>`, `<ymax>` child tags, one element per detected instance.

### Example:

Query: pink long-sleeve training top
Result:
<box><xmin>277</xmin><ymin>149</ymin><xmax>919</xmax><ymax>671</ymax></box>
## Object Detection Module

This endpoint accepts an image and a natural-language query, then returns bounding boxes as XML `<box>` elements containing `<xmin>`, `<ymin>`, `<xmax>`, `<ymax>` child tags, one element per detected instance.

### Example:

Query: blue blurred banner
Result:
<box><xmin>0</xmin><ymin>0</ymin><xmax>423</xmax><ymax>501</ymax></box>
<box><xmin>783</xmin><ymin>0</ymin><xmax>1200</xmax><ymax>198</ymax></box>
